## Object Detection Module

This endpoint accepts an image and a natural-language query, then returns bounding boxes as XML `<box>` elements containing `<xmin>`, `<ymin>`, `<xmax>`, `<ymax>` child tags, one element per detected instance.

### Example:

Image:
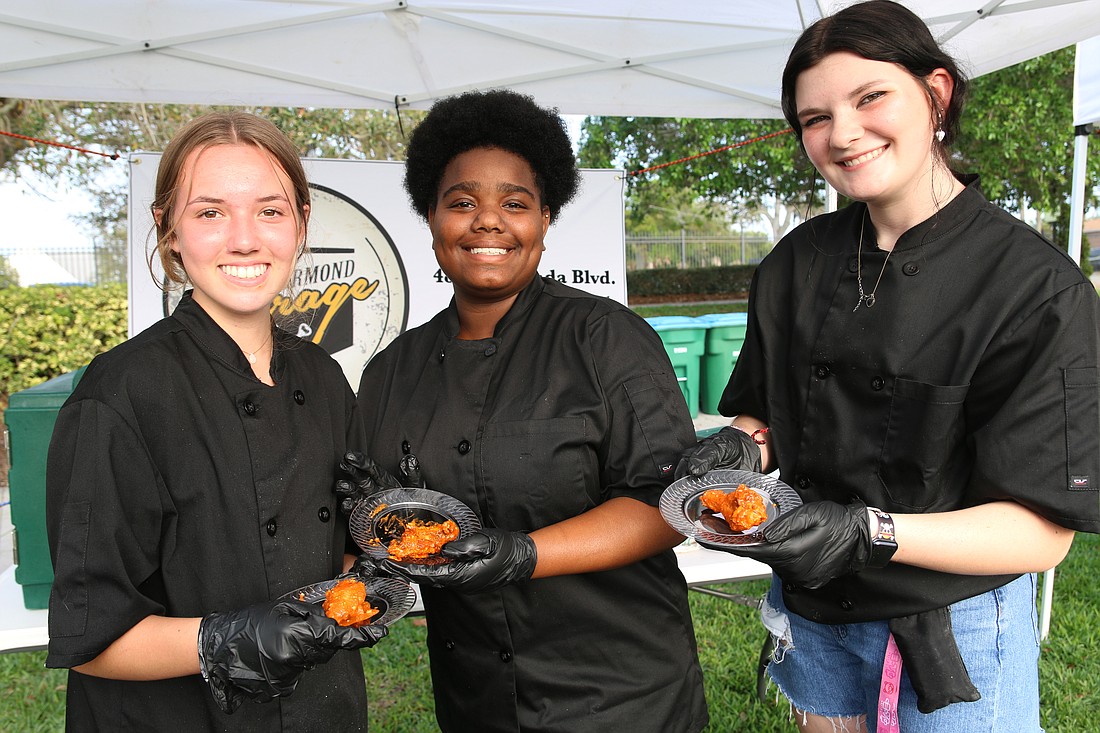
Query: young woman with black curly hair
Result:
<box><xmin>351</xmin><ymin>89</ymin><xmax>709</xmax><ymax>732</ymax></box>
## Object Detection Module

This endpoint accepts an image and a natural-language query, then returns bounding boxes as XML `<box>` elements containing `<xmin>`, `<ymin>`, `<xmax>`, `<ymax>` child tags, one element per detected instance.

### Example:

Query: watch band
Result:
<box><xmin>866</xmin><ymin>506</ymin><xmax>898</xmax><ymax>568</ymax></box>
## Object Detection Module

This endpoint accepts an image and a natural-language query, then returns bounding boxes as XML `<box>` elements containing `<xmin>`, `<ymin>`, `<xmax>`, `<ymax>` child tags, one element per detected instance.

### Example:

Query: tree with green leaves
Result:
<box><xmin>578</xmin><ymin>46</ymin><xmax>1098</xmax><ymax>260</ymax></box>
<box><xmin>1</xmin><ymin>101</ymin><xmax>425</xmax><ymax>257</ymax></box>
<box><xmin>0</xmin><ymin>254</ymin><xmax>19</xmax><ymax>287</ymax></box>
<box><xmin>578</xmin><ymin>116</ymin><xmax>819</xmax><ymax>241</ymax></box>
<box><xmin>953</xmin><ymin>45</ymin><xmax>1099</xmax><ymax>249</ymax></box>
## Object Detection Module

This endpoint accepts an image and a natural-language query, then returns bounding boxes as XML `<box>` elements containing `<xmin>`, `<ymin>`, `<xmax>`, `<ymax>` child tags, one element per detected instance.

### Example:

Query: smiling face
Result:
<box><xmin>428</xmin><ymin>146</ymin><xmax>550</xmax><ymax>308</ymax></box>
<box><xmin>167</xmin><ymin>143</ymin><xmax>305</xmax><ymax>328</ymax></box>
<box><xmin>795</xmin><ymin>52</ymin><xmax>952</xmax><ymax>219</ymax></box>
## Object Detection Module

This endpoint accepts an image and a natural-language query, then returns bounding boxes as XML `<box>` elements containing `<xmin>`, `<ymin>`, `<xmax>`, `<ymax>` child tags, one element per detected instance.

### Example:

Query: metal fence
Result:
<box><xmin>0</xmin><ymin>246</ymin><xmax>126</xmax><ymax>286</ymax></box>
<box><xmin>625</xmin><ymin>232</ymin><xmax>773</xmax><ymax>271</ymax></box>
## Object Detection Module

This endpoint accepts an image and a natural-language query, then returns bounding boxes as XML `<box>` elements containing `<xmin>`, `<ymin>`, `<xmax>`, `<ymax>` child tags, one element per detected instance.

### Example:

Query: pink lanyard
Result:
<box><xmin>877</xmin><ymin>633</ymin><xmax>903</xmax><ymax>733</ymax></box>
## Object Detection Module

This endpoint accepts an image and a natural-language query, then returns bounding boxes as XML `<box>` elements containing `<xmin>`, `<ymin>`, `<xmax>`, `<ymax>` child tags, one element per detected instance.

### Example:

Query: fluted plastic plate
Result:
<box><xmin>659</xmin><ymin>469</ymin><xmax>801</xmax><ymax>546</ymax></box>
<box><xmin>349</xmin><ymin>488</ymin><xmax>481</xmax><ymax>566</ymax></box>
<box><xmin>281</xmin><ymin>576</ymin><xmax>416</xmax><ymax>626</ymax></box>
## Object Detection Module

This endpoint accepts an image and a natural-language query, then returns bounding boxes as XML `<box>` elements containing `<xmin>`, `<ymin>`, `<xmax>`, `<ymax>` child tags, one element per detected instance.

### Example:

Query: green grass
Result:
<box><xmin>5</xmin><ymin>533</ymin><xmax>1098</xmax><ymax>731</ymax></box>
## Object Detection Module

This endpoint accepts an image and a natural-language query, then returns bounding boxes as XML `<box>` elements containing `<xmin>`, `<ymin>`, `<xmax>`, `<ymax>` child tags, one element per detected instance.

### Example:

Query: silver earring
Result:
<box><xmin>935</xmin><ymin>129</ymin><xmax>946</xmax><ymax>143</ymax></box>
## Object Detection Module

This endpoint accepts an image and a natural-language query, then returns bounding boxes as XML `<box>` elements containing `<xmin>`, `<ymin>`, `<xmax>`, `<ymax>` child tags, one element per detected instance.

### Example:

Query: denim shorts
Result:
<box><xmin>764</xmin><ymin>573</ymin><xmax>1042</xmax><ymax>733</ymax></box>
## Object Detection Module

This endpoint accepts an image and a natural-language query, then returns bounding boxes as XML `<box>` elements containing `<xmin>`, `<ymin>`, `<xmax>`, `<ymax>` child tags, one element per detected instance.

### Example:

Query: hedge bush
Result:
<box><xmin>0</xmin><ymin>272</ymin><xmax>748</xmax><ymax>407</ymax></box>
<box><xmin>626</xmin><ymin>265</ymin><xmax>755</xmax><ymax>302</ymax></box>
<box><xmin>0</xmin><ymin>284</ymin><xmax>128</xmax><ymax>412</ymax></box>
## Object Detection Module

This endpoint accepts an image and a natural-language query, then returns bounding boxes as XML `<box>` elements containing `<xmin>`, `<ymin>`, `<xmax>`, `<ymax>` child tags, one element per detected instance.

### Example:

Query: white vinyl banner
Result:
<box><xmin>127</xmin><ymin>154</ymin><xmax>626</xmax><ymax>389</ymax></box>
<box><xmin>1073</xmin><ymin>36</ymin><xmax>1100</xmax><ymax>126</ymax></box>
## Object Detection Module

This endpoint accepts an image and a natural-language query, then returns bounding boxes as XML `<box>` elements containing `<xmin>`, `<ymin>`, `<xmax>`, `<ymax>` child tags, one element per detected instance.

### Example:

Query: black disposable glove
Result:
<box><xmin>706</xmin><ymin>500</ymin><xmax>872</xmax><ymax>590</ymax></box>
<box><xmin>344</xmin><ymin>553</ymin><xmax>387</xmax><ymax>579</ymax></box>
<box><xmin>675</xmin><ymin>426</ymin><xmax>762</xmax><ymax>479</ymax></box>
<box><xmin>397</xmin><ymin>452</ymin><xmax>427</xmax><ymax>489</ymax></box>
<box><xmin>334</xmin><ymin>451</ymin><xmax>403</xmax><ymax>515</ymax></box>
<box><xmin>889</xmin><ymin>609</ymin><xmax>980</xmax><ymax>713</ymax></box>
<box><xmin>198</xmin><ymin>598</ymin><xmax>387</xmax><ymax>714</ymax></box>
<box><xmin>385</xmin><ymin>528</ymin><xmax>538</xmax><ymax>594</ymax></box>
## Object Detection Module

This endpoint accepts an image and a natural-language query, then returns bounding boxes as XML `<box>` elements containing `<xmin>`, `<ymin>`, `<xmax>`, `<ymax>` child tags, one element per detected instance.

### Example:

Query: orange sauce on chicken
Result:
<box><xmin>387</xmin><ymin>519</ymin><xmax>459</xmax><ymax>561</ymax></box>
<box><xmin>700</xmin><ymin>484</ymin><xmax>768</xmax><ymax>532</ymax></box>
<box><xmin>323</xmin><ymin>578</ymin><xmax>380</xmax><ymax>627</ymax></box>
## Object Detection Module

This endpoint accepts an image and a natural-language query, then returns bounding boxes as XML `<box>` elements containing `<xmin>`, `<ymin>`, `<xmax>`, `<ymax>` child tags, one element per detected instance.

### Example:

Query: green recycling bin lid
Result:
<box><xmin>695</xmin><ymin>313</ymin><xmax>748</xmax><ymax>327</ymax></box>
<box><xmin>644</xmin><ymin>316</ymin><xmax>704</xmax><ymax>331</ymax></box>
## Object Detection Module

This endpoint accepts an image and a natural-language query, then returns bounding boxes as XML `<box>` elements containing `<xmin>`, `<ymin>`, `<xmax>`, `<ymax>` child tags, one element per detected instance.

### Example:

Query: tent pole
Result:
<box><xmin>1067</xmin><ymin>124</ymin><xmax>1093</xmax><ymax>269</ymax></box>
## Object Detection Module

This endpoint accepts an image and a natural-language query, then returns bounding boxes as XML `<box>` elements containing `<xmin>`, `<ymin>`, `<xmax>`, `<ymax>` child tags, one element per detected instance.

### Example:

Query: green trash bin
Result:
<box><xmin>5</xmin><ymin>366</ymin><xmax>87</xmax><ymax>609</ymax></box>
<box><xmin>645</xmin><ymin>316</ymin><xmax>705</xmax><ymax>418</ymax></box>
<box><xmin>698</xmin><ymin>313</ymin><xmax>748</xmax><ymax>414</ymax></box>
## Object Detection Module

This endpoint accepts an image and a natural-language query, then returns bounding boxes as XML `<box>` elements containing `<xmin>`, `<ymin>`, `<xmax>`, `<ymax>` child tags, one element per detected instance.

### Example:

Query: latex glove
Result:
<box><xmin>706</xmin><ymin>500</ymin><xmax>872</xmax><ymax>590</ymax></box>
<box><xmin>345</xmin><ymin>553</ymin><xmax>386</xmax><ymax>579</ymax></box>
<box><xmin>385</xmin><ymin>528</ymin><xmax>538</xmax><ymax>594</ymax></box>
<box><xmin>334</xmin><ymin>451</ymin><xmax>403</xmax><ymax>515</ymax></box>
<box><xmin>198</xmin><ymin>598</ymin><xmax>387</xmax><ymax>714</ymax></box>
<box><xmin>675</xmin><ymin>426</ymin><xmax>762</xmax><ymax>479</ymax></box>
<box><xmin>397</xmin><ymin>452</ymin><xmax>427</xmax><ymax>489</ymax></box>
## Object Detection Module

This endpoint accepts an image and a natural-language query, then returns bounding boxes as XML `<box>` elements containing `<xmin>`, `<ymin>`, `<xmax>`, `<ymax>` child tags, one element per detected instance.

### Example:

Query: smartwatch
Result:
<box><xmin>866</xmin><ymin>507</ymin><xmax>898</xmax><ymax>568</ymax></box>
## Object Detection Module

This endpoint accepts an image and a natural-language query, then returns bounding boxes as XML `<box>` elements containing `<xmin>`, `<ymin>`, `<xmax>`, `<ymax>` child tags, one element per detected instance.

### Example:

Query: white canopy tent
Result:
<box><xmin>4</xmin><ymin>0</ymin><xmax>1098</xmax><ymax>262</ymax></box>
<box><xmin>2</xmin><ymin>0</ymin><xmax>1100</xmax><ymax>120</ymax></box>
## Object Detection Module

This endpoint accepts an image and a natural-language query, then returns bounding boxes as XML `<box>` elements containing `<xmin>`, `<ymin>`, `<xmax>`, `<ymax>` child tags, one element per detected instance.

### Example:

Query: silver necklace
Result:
<box><xmin>853</xmin><ymin>213</ymin><xmax>894</xmax><ymax>312</ymax></box>
<box><xmin>240</xmin><ymin>330</ymin><xmax>272</xmax><ymax>365</ymax></box>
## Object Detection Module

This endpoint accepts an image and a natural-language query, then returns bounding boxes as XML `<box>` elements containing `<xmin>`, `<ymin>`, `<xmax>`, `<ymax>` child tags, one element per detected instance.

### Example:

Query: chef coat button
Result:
<box><xmin>457</xmin><ymin>440</ymin><xmax>471</xmax><ymax>455</ymax></box>
<box><xmin>243</xmin><ymin>400</ymin><xmax>258</xmax><ymax>416</ymax></box>
<box><xmin>797</xmin><ymin>475</ymin><xmax>811</xmax><ymax>490</ymax></box>
<box><xmin>903</xmin><ymin>262</ymin><xmax>920</xmax><ymax>276</ymax></box>
<box><xmin>871</xmin><ymin>376</ymin><xmax>885</xmax><ymax>390</ymax></box>
<box><xmin>318</xmin><ymin>507</ymin><xmax>331</xmax><ymax>522</ymax></box>
<box><xmin>293</xmin><ymin>390</ymin><xmax>305</xmax><ymax>405</ymax></box>
<box><xmin>484</xmin><ymin>343</ymin><xmax>497</xmax><ymax>356</ymax></box>
<box><xmin>499</xmin><ymin>650</ymin><xmax>512</xmax><ymax>663</ymax></box>
<box><xmin>840</xmin><ymin>599</ymin><xmax>854</xmax><ymax>611</ymax></box>
<box><xmin>266</xmin><ymin>520</ymin><xmax>277</xmax><ymax>537</ymax></box>
<box><xmin>444</xmin><ymin>639</ymin><xmax>456</xmax><ymax>650</ymax></box>
<box><xmin>847</xmin><ymin>257</ymin><xmax>858</xmax><ymax>273</ymax></box>
<box><xmin>814</xmin><ymin>365</ymin><xmax>830</xmax><ymax>379</ymax></box>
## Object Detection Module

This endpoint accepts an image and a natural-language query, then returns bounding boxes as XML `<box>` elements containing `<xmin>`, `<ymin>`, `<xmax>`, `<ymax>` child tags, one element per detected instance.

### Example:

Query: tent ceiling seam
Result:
<box><xmin>0</xmin><ymin>2</ymin><xmax>401</xmax><ymax>73</ymax></box>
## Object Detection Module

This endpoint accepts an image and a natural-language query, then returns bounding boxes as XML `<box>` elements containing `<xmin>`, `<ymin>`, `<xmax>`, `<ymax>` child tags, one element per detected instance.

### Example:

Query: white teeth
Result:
<box><xmin>222</xmin><ymin>264</ymin><xmax>268</xmax><ymax>279</ymax></box>
<box><xmin>469</xmin><ymin>247</ymin><xmax>508</xmax><ymax>255</ymax></box>
<box><xmin>841</xmin><ymin>147</ymin><xmax>886</xmax><ymax>167</ymax></box>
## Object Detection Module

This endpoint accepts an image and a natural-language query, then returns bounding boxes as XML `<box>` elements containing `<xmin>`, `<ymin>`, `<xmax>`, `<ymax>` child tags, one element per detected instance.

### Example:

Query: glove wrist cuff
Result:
<box><xmin>516</xmin><ymin>532</ymin><xmax>539</xmax><ymax>582</ymax></box>
<box><xmin>197</xmin><ymin>614</ymin><xmax>215</xmax><ymax>682</ymax></box>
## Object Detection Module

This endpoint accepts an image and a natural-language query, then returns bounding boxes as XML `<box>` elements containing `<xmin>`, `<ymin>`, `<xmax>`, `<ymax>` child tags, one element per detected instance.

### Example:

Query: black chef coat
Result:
<box><xmin>357</xmin><ymin>276</ymin><xmax>709</xmax><ymax>733</ymax></box>
<box><xmin>45</xmin><ymin>292</ymin><xmax>369</xmax><ymax>732</ymax></box>
<box><xmin>720</xmin><ymin>176</ymin><xmax>1100</xmax><ymax>624</ymax></box>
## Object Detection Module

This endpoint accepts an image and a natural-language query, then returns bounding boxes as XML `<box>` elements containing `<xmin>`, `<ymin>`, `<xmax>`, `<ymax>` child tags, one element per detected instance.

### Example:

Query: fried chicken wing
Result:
<box><xmin>700</xmin><ymin>484</ymin><xmax>768</xmax><ymax>532</ymax></box>
<box><xmin>323</xmin><ymin>578</ymin><xmax>380</xmax><ymax>627</ymax></box>
<box><xmin>387</xmin><ymin>518</ymin><xmax>460</xmax><ymax>561</ymax></box>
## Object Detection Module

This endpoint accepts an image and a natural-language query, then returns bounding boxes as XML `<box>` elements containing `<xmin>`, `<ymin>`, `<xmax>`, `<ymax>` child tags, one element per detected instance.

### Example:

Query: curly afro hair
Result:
<box><xmin>403</xmin><ymin>89</ymin><xmax>581</xmax><ymax>224</ymax></box>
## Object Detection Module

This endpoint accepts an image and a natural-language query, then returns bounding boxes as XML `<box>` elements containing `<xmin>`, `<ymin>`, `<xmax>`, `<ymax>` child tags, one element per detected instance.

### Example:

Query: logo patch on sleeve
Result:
<box><xmin>1069</xmin><ymin>475</ymin><xmax>1091</xmax><ymax>490</ymax></box>
<box><xmin>659</xmin><ymin>463</ymin><xmax>675</xmax><ymax>476</ymax></box>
